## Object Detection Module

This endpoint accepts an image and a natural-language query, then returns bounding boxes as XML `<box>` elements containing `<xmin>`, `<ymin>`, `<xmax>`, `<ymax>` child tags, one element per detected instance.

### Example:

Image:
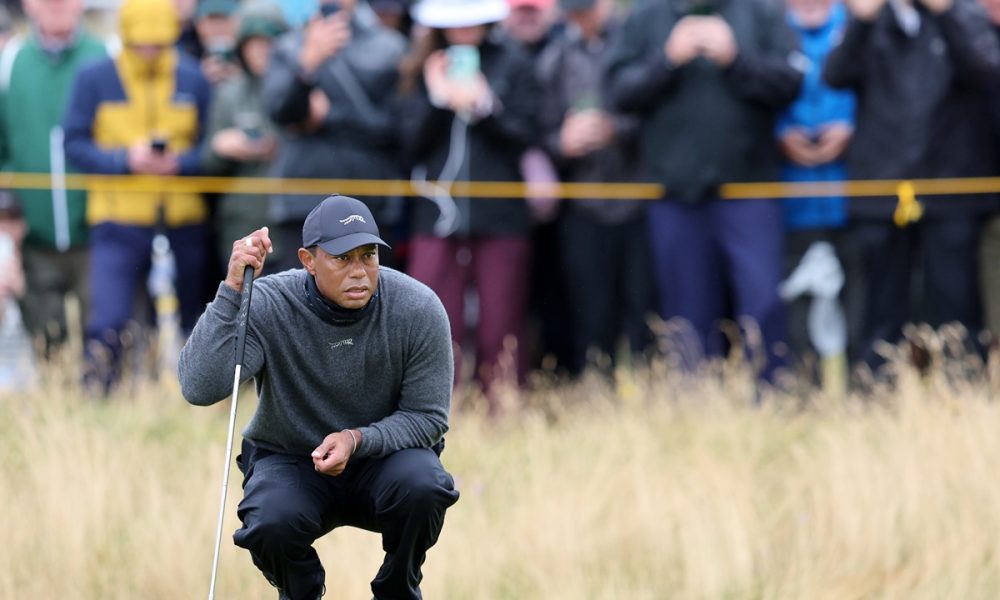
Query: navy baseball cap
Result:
<box><xmin>302</xmin><ymin>195</ymin><xmax>391</xmax><ymax>256</ymax></box>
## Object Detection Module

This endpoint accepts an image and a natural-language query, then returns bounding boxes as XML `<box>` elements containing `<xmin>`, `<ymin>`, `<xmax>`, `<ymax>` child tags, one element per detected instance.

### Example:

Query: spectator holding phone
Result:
<box><xmin>263</xmin><ymin>0</ymin><xmax>409</xmax><ymax>271</ymax></box>
<box><xmin>606</xmin><ymin>0</ymin><xmax>803</xmax><ymax>381</ymax></box>
<box><xmin>401</xmin><ymin>0</ymin><xmax>541</xmax><ymax>409</ymax></box>
<box><xmin>63</xmin><ymin>0</ymin><xmax>212</xmax><ymax>393</ymax></box>
<box><xmin>825</xmin><ymin>0</ymin><xmax>1000</xmax><ymax>370</ymax></box>
<box><xmin>193</xmin><ymin>0</ymin><xmax>241</xmax><ymax>86</ymax></box>
<box><xmin>535</xmin><ymin>0</ymin><xmax>655</xmax><ymax>375</ymax></box>
<box><xmin>777</xmin><ymin>0</ymin><xmax>860</xmax><ymax>371</ymax></box>
<box><xmin>203</xmin><ymin>0</ymin><xmax>287</xmax><ymax>270</ymax></box>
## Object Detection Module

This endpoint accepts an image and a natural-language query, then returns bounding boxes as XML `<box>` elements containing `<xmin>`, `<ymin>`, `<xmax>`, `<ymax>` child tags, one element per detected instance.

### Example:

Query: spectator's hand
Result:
<box><xmin>0</xmin><ymin>263</ymin><xmax>24</xmax><ymax>302</ymax></box>
<box><xmin>581</xmin><ymin>110</ymin><xmax>616</xmax><ymax>153</ymax></box>
<box><xmin>225</xmin><ymin>226</ymin><xmax>273</xmax><ymax>292</ymax></box>
<box><xmin>212</xmin><ymin>128</ymin><xmax>277</xmax><ymax>162</ymax></box>
<box><xmin>665</xmin><ymin>17</ymin><xmax>703</xmax><ymax>66</ymax></box>
<box><xmin>304</xmin><ymin>88</ymin><xmax>331</xmax><ymax>132</ymax></box>
<box><xmin>424</xmin><ymin>51</ymin><xmax>492</xmax><ymax>116</ymax></box>
<box><xmin>561</xmin><ymin>110</ymin><xmax>615</xmax><ymax>157</ymax></box>
<box><xmin>153</xmin><ymin>152</ymin><xmax>181</xmax><ymax>176</ymax></box>
<box><xmin>128</xmin><ymin>142</ymin><xmax>180</xmax><ymax>176</ymax></box>
<box><xmin>256</xmin><ymin>135</ymin><xmax>279</xmax><ymax>161</ymax></box>
<box><xmin>813</xmin><ymin>122</ymin><xmax>853</xmax><ymax>164</ymax></box>
<box><xmin>127</xmin><ymin>142</ymin><xmax>158</xmax><ymax>174</ymax></box>
<box><xmin>844</xmin><ymin>0</ymin><xmax>887</xmax><ymax>21</ymax></box>
<box><xmin>423</xmin><ymin>49</ymin><xmax>451</xmax><ymax>102</ymax></box>
<box><xmin>311</xmin><ymin>430</ymin><xmax>359</xmax><ymax>476</ymax></box>
<box><xmin>298</xmin><ymin>13</ymin><xmax>351</xmax><ymax>76</ymax></box>
<box><xmin>780</xmin><ymin>128</ymin><xmax>821</xmax><ymax>167</ymax></box>
<box><xmin>559</xmin><ymin>112</ymin><xmax>593</xmax><ymax>158</ymax></box>
<box><xmin>698</xmin><ymin>16</ymin><xmax>739</xmax><ymax>68</ymax></box>
<box><xmin>448</xmin><ymin>74</ymin><xmax>491</xmax><ymax>115</ymax></box>
<box><xmin>201</xmin><ymin>55</ymin><xmax>238</xmax><ymax>85</ymax></box>
<box><xmin>917</xmin><ymin>0</ymin><xmax>953</xmax><ymax>14</ymax></box>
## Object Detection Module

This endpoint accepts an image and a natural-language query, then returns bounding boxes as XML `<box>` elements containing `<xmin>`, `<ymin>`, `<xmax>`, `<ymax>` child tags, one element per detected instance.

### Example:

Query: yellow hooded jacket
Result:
<box><xmin>63</xmin><ymin>0</ymin><xmax>211</xmax><ymax>227</ymax></box>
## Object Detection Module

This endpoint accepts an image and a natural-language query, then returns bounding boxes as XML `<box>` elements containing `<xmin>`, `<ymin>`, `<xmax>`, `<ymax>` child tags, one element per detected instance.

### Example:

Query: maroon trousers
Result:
<box><xmin>408</xmin><ymin>236</ymin><xmax>531</xmax><ymax>396</ymax></box>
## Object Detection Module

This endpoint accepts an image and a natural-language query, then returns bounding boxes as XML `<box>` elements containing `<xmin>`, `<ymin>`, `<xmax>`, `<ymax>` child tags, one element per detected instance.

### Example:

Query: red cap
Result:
<box><xmin>507</xmin><ymin>0</ymin><xmax>555</xmax><ymax>8</ymax></box>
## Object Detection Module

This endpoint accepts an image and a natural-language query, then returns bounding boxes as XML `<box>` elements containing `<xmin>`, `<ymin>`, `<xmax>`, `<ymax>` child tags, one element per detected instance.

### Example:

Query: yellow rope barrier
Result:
<box><xmin>4</xmin><ymin>172</ymin><xmax>1000</xmax><ymax>201</ymax></box>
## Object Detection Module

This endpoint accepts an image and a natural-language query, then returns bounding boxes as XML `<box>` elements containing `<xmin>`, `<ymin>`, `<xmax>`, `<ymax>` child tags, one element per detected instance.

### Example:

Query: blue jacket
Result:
<box><xmin>63</xmin><ymin>47</ymin><xmax>211</xmax><ymax>227</ymax></box>
<box><xmin>778</xmin><ymin>3</ymin><xmax>856</xmax><ymax>231</ymax></box>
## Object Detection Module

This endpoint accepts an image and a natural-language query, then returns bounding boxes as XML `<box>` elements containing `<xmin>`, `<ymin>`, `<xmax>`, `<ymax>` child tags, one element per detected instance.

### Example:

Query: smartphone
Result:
<box><xmin>150</xmin><ymin>138</ymin><xmax>168</xmax><ymax>154</ymax></box>
<box><xmin>243</xmin><ymin>126</ymin><xmax>263</xmax><ymax>141</ymax></box>
<box><xmin>235</xmin><ymin>112</ymin><xmax>263</xmax><ymax>141</ymax></box>
<box><xmin>445</xmin><ymin>45</ymin><xmax>480</xmax><ymax>82</ymax></box>
<box><xmin>686</xmin><ymin>0</ymin><xmax>716</xmax><ymax>16</ymax></box>
<box><xmin>572</xmin><ymin>92</ymin><xmax>600</xmax><ymax>112</ymax></box>
<box><xmin>206</xmin><ymin>42</ymin><xmax>234</xmax><ymax>61</ymax></box>
<box><xmin>319</xmin><ymin>2</ymin><xmax>341</xmax><ymax>18</ymax></box>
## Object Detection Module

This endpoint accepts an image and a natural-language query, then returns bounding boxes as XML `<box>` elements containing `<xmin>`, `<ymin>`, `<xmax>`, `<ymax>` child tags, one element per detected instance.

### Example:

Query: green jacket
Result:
<box><xmin>201</xmin><ymin>72</ymin><xmax>276</xmax><ymax>254</ymax></box>
<box><xmin>0</xmin><ymin>31</ymin><xmax>108</xmax><ymax>250</ymax></box>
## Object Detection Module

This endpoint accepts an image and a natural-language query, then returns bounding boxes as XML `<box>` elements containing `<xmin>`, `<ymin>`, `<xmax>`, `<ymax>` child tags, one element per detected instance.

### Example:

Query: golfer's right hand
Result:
<box><xmin>226</xmin><ymin>227</ymin><xmax>273</xmax><ymax>293</ymax></box>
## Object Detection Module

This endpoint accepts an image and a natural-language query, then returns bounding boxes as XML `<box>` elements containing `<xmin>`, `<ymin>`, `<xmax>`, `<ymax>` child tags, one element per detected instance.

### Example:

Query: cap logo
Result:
<box><xmin>340</xmin><ymin>215</ymin><xmax>367</xmax><ymax>225</ymax></box>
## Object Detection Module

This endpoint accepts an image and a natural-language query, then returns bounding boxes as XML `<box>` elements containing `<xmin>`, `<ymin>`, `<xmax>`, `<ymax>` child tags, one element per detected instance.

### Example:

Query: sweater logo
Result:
<box><xmin>329</xmin><ymin>338</ymin><xmax>354</xmax><ymax>350</ymax></box>
<box><xmin>340</xmin><ymin>215</ymin><xmax>366</xmax><ymax>225</ymax></box>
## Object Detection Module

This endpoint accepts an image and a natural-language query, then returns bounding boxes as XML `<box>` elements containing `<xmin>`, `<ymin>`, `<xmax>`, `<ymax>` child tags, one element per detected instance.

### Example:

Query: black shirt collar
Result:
<box><xmin>301</xmin><ymin>270</ymin><xmax>379</xmax><ymax>325</ymax></box>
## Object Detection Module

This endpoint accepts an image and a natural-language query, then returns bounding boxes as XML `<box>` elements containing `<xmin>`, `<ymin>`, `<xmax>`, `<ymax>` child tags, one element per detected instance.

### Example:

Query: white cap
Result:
<box><xmin>411</xmin><ymin>0</ymin><xmax>510</xmax><ymax>28</ymax></box>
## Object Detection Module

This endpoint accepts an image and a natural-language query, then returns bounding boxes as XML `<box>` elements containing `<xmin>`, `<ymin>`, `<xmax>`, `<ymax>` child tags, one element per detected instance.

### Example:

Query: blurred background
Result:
<box><xmin>4</xmin><ymin>0</ymin><xmax>1000</xmax><ymax>597</ymax></box>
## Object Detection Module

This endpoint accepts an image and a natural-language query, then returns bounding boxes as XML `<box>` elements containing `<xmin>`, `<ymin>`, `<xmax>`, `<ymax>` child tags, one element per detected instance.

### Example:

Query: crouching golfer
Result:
<box><xmin>178</xmin><ymin>195</ymin><xmax>459</xmax><ymax>600</ymax></box>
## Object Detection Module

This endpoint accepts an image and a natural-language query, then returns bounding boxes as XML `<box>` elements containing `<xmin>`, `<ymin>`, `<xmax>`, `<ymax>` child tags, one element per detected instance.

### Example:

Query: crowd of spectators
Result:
<box><xmin>2</xmin><ymin>0</ymin><xmax>1000</xmax><ymax>403</ymax></box>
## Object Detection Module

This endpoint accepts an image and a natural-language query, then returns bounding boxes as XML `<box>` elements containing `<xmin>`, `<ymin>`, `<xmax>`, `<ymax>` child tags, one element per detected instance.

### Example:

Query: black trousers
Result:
<box><xmin>855</xmin><ymin>217</ymin><xmax>983</xmax><ymax>368</ymax></box>
<box><xmin>557</xmin><ymin>209</ymin><xmax>656</xmax><ymax>374</ymax></box>
<box><xmin>233</xmin><ymin>439</ymin><xmax>460</xmax><ymax>600</ymax></box>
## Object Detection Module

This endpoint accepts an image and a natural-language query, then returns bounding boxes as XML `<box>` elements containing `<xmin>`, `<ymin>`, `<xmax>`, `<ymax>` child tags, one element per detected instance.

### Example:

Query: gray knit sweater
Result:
<box><xmin>178</xmin><ymin>267</ymin><xmax>454</xmax><ymax>458</ymax></box>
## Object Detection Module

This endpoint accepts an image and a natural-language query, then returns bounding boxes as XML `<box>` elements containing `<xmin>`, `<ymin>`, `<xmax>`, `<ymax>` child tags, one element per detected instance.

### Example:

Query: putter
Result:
<box><xmin>208</xmin><ymin>264</ymin><xmax>255</xmax><ymax>600</ymax></box>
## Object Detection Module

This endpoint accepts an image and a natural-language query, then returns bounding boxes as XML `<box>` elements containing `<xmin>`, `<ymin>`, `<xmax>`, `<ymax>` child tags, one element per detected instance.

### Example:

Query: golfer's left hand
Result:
<box><xmin>311</xmin><ymin>430</ymin><xmax>357</xmax><ymax>476</ymax></box>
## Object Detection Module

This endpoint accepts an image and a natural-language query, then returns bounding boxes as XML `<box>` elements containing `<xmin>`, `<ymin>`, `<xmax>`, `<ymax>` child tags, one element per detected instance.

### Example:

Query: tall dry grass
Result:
<box><xmin>3</xmin><ymin>355</ymin><xmax>1000</xmax><ymax>599</ymax></box>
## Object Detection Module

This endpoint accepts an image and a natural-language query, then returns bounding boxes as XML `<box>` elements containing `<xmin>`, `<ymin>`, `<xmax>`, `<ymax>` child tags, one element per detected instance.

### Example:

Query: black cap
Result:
<box><xmin>302</xmin><ymin>195</ymin><xmax>390</xmax><ymax>255</ymax></box>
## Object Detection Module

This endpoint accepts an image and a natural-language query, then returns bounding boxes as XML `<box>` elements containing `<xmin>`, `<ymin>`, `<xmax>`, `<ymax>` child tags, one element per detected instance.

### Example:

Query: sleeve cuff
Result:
<box><xmin>295</xmin><ymin>64</ymin><xmax>318</xmax><ymax>87</ymax></box>
<box><xmin>216</xmin><ymin>281</ymin><xmax>242</xmax><ymax>309</ymax></box>
<box><xmin>356</xmin><ymin>425</ymin><xmax>381</xmax><ymax>458</ymax></box>
<box><xmin>466</xmin><ymin>90</ymin><xmax>501</xmax><ymax>124</ymax></box>
<box><xmin>429</xmin><ymin>88</ymin><xmax>450</xmax><ymax>110</ymax></box>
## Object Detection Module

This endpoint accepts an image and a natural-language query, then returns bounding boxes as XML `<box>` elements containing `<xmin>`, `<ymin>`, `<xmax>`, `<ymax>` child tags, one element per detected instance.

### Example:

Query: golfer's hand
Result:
<box><xmin>226</xmin><ymin>227</ymin><xmax>273</xmax><ymax>293</ymax></box>
<box><xmin>311</xmin><ymin>430</ymin><xmax>359</xmax><ymax>476</ymax></box>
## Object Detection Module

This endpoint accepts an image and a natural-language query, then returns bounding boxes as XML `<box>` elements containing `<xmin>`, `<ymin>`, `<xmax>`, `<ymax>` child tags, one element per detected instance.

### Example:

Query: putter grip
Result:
<box><xmin>234</xmin><ymin>265</ymin><xmax>255</xmax><ymax>367</ymax></box>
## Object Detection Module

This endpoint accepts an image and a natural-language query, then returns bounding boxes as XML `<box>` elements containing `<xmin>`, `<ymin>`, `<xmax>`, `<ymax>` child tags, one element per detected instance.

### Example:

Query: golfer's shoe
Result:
<box><xmin>277</xmin><ymin>584</ymin><xmax>324</xmax><ymax>600</ymax></box>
